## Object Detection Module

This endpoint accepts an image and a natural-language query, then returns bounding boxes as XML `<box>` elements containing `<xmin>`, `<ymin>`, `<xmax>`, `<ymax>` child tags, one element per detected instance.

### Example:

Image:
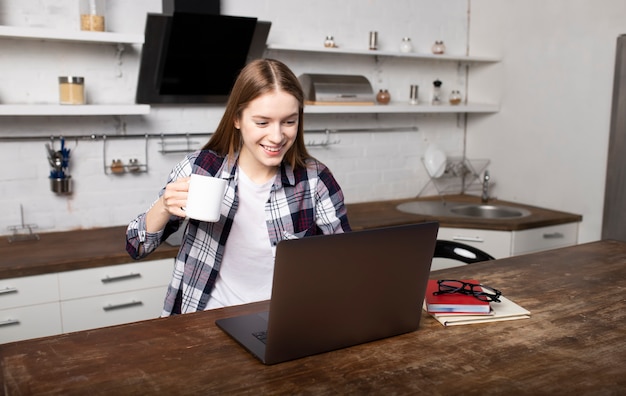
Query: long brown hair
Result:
<box><xmin>202</xmin><ymin>58</ymin><xmax>310</xmax><ymax>169</ymax></box>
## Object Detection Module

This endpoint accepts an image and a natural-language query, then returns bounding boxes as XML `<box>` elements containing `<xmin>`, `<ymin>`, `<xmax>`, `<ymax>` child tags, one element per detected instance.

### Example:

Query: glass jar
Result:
<box><xmin>431</xmin><ymin>80</ymin><xmax>443</xmax><ymax>105</ymax></box>
<box><xmin>58</xmin><ymin>76</ymin><xmax>85</xmax><ymax>105</ymax></box>
<box><xmin>110</xmin><ymin>159</ymin><xmax>125</xmax><ymax>174</ymax></box>
<box><xmin>376</xmin><ymin>89</ymin><xmax>391</xmax><ymax>105</ymax></box>
<box><xmin>369</xmin><ymin>31</ymin><xmax>378</xmax><ymax>50</ymax></box>
<box><xmin>80</xmin><ymin>0</ymin><xmax>106</xmax><ymax>32</ymax></box>
<box><xmin>431</xmin><ymin>40</ymin><xmax>446</xmax><ymax>55</ymax></box>
<box><xmin>400</xmin><ymin>37</ymin><xmax>413</xmax><ymax>53</ymax></box>
<box><xmin>449</xmin><ymin>90</ymin><xmax>462</xmax><ymax>105</ymax></box>
<box><xmin>324</xmin><ymin>36</ymin><xmax>336</xmax><ymax>48</ymax></box>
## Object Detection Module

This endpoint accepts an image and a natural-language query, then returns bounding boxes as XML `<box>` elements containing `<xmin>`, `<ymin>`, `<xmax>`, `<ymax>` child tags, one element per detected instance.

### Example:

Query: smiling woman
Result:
<box><xmin>125</xmin><ymin>59</ymin><xmax>352</xmax><ymax>316</ymax></box>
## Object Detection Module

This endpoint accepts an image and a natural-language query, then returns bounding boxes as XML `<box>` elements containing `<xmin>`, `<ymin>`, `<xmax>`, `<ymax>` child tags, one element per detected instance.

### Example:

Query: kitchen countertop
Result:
<box><xmin>347</xmin><ymin>194</ymin><xmax>582</xmax><ymax>231</ymax></box>
<box><xmin>0</xmin><ymin>194</ymin><xmax>581</xmax><ymax>280</ymax></box>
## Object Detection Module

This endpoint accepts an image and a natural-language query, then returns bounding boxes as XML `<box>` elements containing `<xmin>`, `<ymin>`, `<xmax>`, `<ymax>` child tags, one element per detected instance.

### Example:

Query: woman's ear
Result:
<box><xmin>234</xmin><ymin>119</ymin><xmax>240</xmax><ymax>130</ymax></box>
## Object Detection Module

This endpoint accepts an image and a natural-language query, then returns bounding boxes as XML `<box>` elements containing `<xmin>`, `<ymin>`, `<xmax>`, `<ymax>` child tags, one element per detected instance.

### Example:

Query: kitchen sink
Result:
<box><xmin>396</xmin><ymin>201</ymin><xmax>531</xmax><ymax>219</ymax></box>
<box><xmin>449</xmin><ymin>204</ymin><xmax>531</xmax><ymax>219</ymax></box>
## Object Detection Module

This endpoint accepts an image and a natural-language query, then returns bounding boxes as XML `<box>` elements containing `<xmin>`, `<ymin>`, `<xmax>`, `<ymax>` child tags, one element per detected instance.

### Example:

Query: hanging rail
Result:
<box><xmin>0</xmin><ymin>125</ymin><xmax>418</xmax><ymax>142</ymax></box>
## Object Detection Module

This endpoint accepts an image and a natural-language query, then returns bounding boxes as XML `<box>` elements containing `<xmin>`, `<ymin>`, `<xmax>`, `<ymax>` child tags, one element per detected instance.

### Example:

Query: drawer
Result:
<box><xmin>59</xmin><ymin>258</ymin><xmax>173</xmax><ymax>300</ymax></box>
<box><xmin>437</xmin><ymin>227</ymin><xmax>512</xmax><ymax>259</ymax></box>
<box><xmin>0</xmin><ymin>273</ymin><xmax>60</xmax><ymax>310</ymax></box>
<box><xmin>512</xmin><ymin>223</ymin><xmax>579</xmax><ymax>255</ymax></box>
<box><xmin>61</xmin><ymin>286</ymin><xmax>166</xmax><ymax>333</ymax></box>
<box><xmin>0</xmin><ymin>302</ymin><xmax>63</xmax><ymax>344</ymax></box>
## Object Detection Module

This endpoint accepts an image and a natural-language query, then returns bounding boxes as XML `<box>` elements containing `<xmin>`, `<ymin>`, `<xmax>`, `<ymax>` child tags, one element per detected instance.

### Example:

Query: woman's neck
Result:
<box><xmin>237</xmin><ymin>160</ymin><xmax>278</xmax><ymax>185</ymax></box>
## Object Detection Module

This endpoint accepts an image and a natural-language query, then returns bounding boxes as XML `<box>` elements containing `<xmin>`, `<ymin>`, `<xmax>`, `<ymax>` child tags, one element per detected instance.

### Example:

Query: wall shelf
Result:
<box><xmin>0</xmin><ymin>26</ymin><xmax>146</xmax><ymax>117</ymax></box>
<box><xmin>266</xmin><ymin>43</ymin><xmax>500</xmax><ymax>63</ymax></box>
<box><xmin>304</xmin><ymin>103</ymin><xmax>499</xmax><ymax>114</ymax></box>
<box><xmin>0</xmin><ymin>25</ymin><xmax>144</xmax><ymax>45</ymax></box>
<box><xmin>0</xmin><ymin>104</ymin><xmax>150</xmax><ymax>116</ymax></box>
<box><xmin>268</xmin><ymin>43</ymin><xmax>501</xmax><ymax>115</ymax></box>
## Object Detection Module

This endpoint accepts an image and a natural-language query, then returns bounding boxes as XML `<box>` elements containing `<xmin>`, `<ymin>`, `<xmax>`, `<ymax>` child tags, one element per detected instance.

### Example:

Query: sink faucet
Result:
<box><xmin>481</xmin><ymin>170</ymin><xmax>490</xmax><ymax>203</ymax></box>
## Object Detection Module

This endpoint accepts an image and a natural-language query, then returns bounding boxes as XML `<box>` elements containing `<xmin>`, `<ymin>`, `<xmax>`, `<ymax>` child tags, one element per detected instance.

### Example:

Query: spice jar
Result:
<box><xmin>369</xmin><ymin>31</ymin><xmax>378</xmax><ymax>50</ymax></box>
<box><xmin>128</xmin><ymin>158</ymin><xmax>141</xmax><ymax>173</ymax></box>
<box><xmin>400</xmin><ymin>37</ymin><xmax>413</xmax><ymax>53</ymax></box>
<box><xmin>80</xmin><ymin>0</ymin><xmax>106</xmax><ymax>32</ymax></box>
<box><xmin>324</xmin><ymin>36</ymin><xmax>336</xmax><ymax>48</ymax></box>
<box><xmin>58</xmin><ymin>76</ymin><xmax>85</xmax><ymax>105</ymax></box>
<box><xmin>431</xmin><ymin>79</ymin><xmax>443</xmax><ymax>105</ymax></box>
<box><xmin>110</xmin><ymin>159</ymin><xmax>125</xmax><ymax>174</ymax></box>
<box><xmin>409</xmin><ymin>84</ymin><xmax>419</xmax><ymax>105</ymax></box>
<box><xmin>431</xmin><ymin>40</ymin><xmax>446</xmax><ymax>55</ymax></box>
<box><xmin>376</xmin><ymin>89</ymin><xmax>391</xmax><ymax>105</ymax></box>
<box><xmin>449</xmin><ymin>90</ymin><xmax>462</xmax><ymax>105</ymax></box>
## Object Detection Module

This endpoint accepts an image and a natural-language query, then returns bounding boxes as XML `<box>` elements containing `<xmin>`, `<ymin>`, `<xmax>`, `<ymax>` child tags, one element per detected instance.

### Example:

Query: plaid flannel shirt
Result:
<box><xmin>126</xmin><ymin>149</ymin><xmax>351</xmax><ymax>315</ymax></box>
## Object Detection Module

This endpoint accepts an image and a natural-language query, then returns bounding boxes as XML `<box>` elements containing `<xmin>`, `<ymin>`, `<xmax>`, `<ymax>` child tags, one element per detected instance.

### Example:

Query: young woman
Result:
<box><xmin>126</xmin><ymin>59</ymin><xmax>351</xmax><ymax>315</ymax></box>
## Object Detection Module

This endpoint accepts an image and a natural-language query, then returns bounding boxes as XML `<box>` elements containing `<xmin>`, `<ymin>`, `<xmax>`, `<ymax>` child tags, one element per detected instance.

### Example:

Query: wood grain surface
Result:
<box><xmin>0</xmin><ymin>195</ymin><xmax>581</xmax><ymax>279</ymax></box>
<box><xmin>1</xmin><ymin>240</ymin><xmax>624</xmax><ymax>395</ymax></box>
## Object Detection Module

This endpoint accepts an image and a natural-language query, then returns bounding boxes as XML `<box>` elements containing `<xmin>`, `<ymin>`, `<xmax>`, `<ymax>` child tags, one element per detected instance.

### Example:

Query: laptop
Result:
<box><xmin>215</xmin><ymin>221</ymin><xmax>439</xmax><ymax>365</ymax></box>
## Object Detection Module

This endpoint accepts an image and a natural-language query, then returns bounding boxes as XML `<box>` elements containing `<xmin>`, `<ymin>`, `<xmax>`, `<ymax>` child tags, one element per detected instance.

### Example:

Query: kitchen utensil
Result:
<box><xmin>424</xmin><ymin>145</ymin><xmax>447</xmax><ymax>178</ymax></box>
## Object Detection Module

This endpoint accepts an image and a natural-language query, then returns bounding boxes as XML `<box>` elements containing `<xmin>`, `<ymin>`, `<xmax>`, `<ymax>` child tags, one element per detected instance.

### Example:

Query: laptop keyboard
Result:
<box><xmin>252</xmin><ymin>331</ymin><xmax>267</xmax><ymax>344</ymax></box>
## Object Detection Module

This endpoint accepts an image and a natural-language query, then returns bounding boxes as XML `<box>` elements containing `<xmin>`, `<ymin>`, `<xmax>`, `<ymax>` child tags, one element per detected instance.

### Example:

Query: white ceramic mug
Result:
<box><xmin>184</xmin><ymin>174</ymin><xmax>227</xmax><ymax>222</ymax></box>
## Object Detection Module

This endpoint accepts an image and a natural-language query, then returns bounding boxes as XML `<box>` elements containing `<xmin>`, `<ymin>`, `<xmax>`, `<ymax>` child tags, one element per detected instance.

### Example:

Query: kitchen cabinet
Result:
<box><xmin>0</xmin><ymin>273</ymin><xmax>62</xmax><ymax>343</ymax></box>
<box><xmin>61</xmin><ymin>287</ymin><xmax>168</xmax><ymax>333</ymax></box>
<box><xmin>266</xmin><ymin>43</ymin><xmax>500</xmax><ymax>115</ymax></box>
<box><xmin>0</xmin><ymin>25</ymin><xmax>149</xmax><ymax>116</ymax></box>
<box><xmin>433</xmin><ymin>222</ymin><xmax>579</xmax><ymax>270</ymax></box>
<box><xmin>58</xmin><ymin>259</ymin><xmax>173</xmax><ymax>333</ymax></box>
<box><xmin>0</xmin><ymin>259</ymin><xmax>172</xmax><ymax>344</ymax></box>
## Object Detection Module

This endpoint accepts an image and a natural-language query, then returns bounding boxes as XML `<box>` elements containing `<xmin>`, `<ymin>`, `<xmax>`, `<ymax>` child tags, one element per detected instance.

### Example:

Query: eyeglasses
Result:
<box><xmin>434</xmin><ymin>279</ymin><xmax>502</xmax><ymax>303</ymax></box>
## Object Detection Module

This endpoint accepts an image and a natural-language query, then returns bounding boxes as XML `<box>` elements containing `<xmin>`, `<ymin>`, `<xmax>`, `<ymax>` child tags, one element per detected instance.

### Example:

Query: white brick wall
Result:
<box><xmin>0</xmin><ymin>0</ymin><xmax>470</xmax><ymax>235</ymax></box>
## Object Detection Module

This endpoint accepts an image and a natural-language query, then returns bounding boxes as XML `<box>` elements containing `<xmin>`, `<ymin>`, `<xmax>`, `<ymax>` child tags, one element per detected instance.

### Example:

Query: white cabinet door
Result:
<box><xmin>0</xmin><ymin>302</ymin><xmax>63</xmax><ymax>343</ymax></box>
<box><xmin>512</xmin><ymin>223</ymin><xmax>579</xmax><ymax>255</ymax></box>
<box><xmin>0</xmin><ymin>273</ymin><xmax>60</xmax><ymax>310</ymax></box>
<box><xmin>437</xmin><ymin>228</ymin><xmax>512</xmax><ymax>259</ymax></box>
<box><xmin>434</xmin><ymin>223</ymin><xmax>580</xmax><ymax>271</ymax></box>
<box><xmin>61</xmin><ymin>287</ymin><xmax>167</xmax><ymax>333</ymax></box>
<box><xmin>58</xmin><ymin>259</ymin><xmax>173</xmax><ymax>300</ymax></box>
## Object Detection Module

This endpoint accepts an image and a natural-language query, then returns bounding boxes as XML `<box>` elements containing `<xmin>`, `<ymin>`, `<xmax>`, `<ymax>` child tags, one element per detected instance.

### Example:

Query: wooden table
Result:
<box><xmin>1</xmin><ymin>240</ymin><xmax>625</xmax><ymax>395</ymax></box>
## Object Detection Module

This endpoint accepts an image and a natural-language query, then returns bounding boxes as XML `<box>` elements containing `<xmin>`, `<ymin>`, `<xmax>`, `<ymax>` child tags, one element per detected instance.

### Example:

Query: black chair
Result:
<box><xmin>434</xmin><ymin>240</ymin><xmax>495</xmax><ymax>264</ymax></box>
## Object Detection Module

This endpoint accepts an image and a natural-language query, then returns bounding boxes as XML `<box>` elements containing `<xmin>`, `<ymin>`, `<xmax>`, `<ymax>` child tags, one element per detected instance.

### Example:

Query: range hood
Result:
<box><xmin>136</xmin><ymin>1</ymin><xmax>271</xmax><ymax>104</ymax></box>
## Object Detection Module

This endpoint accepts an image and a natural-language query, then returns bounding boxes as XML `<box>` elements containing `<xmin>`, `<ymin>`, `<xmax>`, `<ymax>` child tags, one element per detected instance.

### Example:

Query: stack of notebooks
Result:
<box><xmin>424</xmin><ymin>279</ymin><xmax>531</xmax><ymax>326</ymax></box>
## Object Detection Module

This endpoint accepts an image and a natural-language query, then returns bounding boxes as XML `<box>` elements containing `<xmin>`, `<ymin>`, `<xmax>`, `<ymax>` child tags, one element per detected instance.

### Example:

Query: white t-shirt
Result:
<box><xmin>205</xmin><ymin>169</ymin><xmax>276</xmax><ymax>309</ymax></box>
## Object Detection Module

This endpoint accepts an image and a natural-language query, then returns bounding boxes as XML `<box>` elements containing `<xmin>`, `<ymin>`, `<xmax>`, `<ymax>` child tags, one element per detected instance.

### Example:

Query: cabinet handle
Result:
<box><xmin>543</xmin><ymin>232</ymin><xmax>564</xmax><ymax>239</ymax></box>
<box><xmin>0</xmin><ymin>287</ymin><xmax>18</xmax><ymax>295</ymax></box>
<box><xmin>452</xmin><ymin>236</ymin><xmax>485</xmax><ymax>243</ymax></box>
<box><xmin>0</xmin><ymin>319</ymin><xmax>20</xmax><ymax>327</ymax></box>
<box><xmin>103</xmin><ymin>300</ymin><xmax>143</xmax><ymax>311</ymax></box>
<box><xmin>101</xmin><ymin>273</ymin><xmax>141</xmax><ymax>283</ymax></box>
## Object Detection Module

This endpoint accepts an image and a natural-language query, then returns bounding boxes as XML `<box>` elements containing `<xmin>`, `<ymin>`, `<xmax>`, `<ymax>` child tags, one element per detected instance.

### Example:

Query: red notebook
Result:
<box><xmin>424</xmin><ymin>279</ymin><xmax>491</xmax><ymax>314</ymax></box>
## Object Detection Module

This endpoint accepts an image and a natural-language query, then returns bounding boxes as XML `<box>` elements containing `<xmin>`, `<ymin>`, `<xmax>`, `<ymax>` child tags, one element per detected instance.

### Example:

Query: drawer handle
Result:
<box><xmin>0</xmin><ymin>319</ymin><xmax>20</xmax><ymax>327</ymax></box>
<box><xmin>101</xmin><ymin>273</ymin><xmax>141</xmax><ymax>284</ymax></box>
<box><xmin>452</xmin><ymin>236</ymin><xmax>485</xmax><ymax>243</ymax></box>
<box><xmin>543</xmin><ymin>232</ymin><xmax>565</xmax><ymax>239</ymax></box>
<box><xmin>0</xmin><ymin>287</ymin><xmax>18</xmax><ymax>295</ymax></box>
<box><xmin>103</xmin><ymin>300</ymin><xmax>144</xmax><ymax>312</ymax></box>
